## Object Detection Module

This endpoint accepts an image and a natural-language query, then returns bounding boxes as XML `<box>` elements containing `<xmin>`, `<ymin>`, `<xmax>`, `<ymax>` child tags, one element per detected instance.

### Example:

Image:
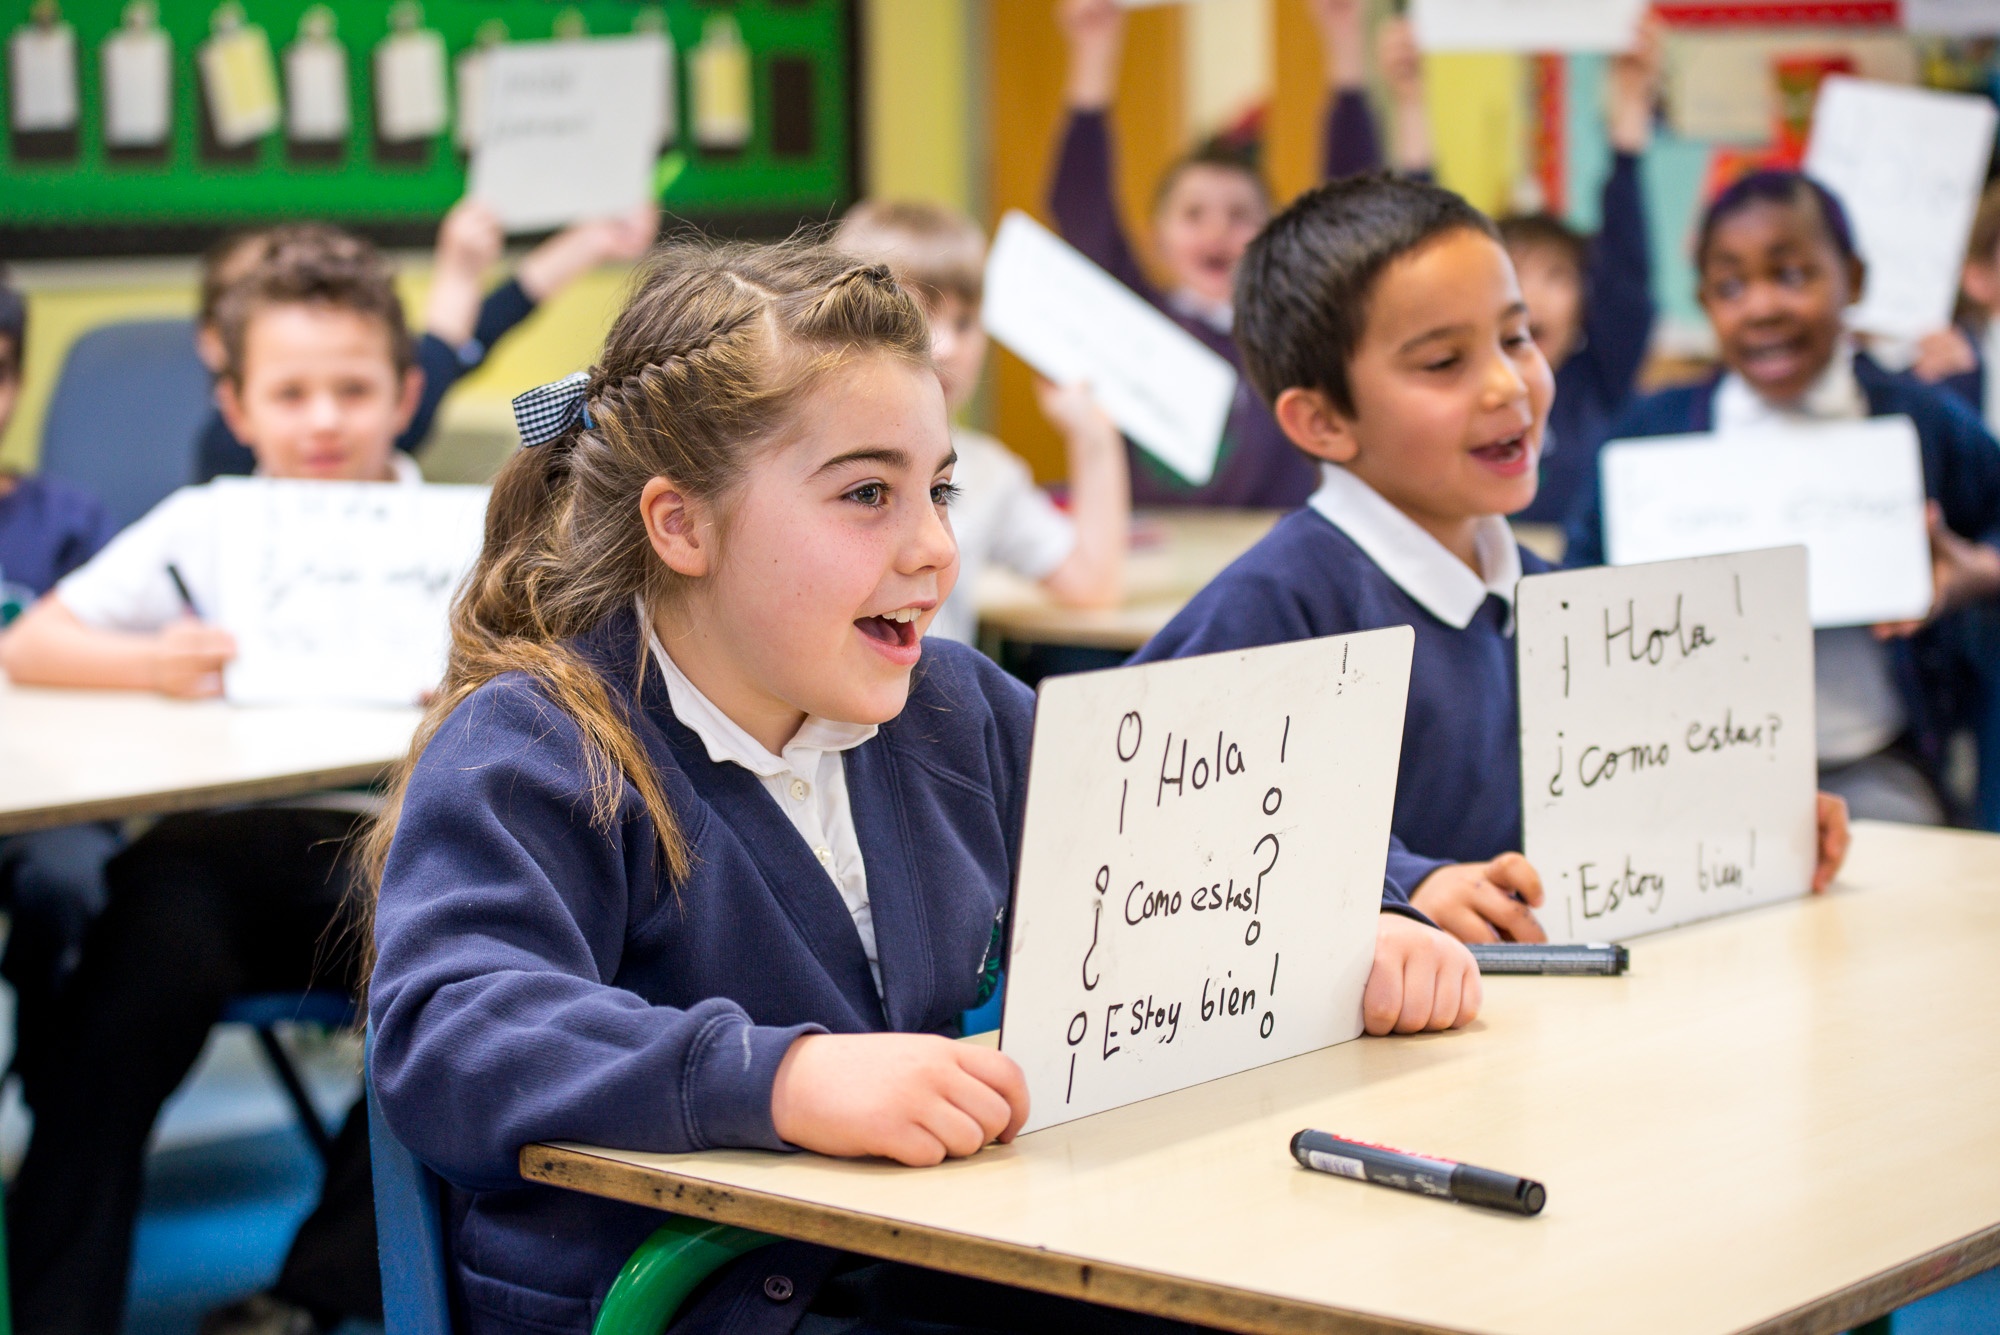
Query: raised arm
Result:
<box><xmin>1049</xmin><ymin>0</ymin><xmax>1157</xmax><ymax>300</ymax></box>
<box><xmin>1574</xmin><ymin>23</ymin><xmax>1661</xmax><ymax>404</ymax></box>
<box><xmin>1309</xmin><ymin>0</ymin><xmax>1385</xmax><ymax>180</ymax></box>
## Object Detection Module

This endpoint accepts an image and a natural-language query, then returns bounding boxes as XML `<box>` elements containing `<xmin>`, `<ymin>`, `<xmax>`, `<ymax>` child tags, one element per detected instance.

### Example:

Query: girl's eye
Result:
<box><xmin>845</xmin><ymin>482</ymin><xmax>886</xmax><ymax>507</ymax></box>
<box><xmin>1776</xmin><ymin>265</ymin><xmax>1812</xmax><ymax>288</ymax></box>
<box><xmin>1423</xmin><ymin>354</ymin><xmax>1462</xmax><ymax>373</ymax></box>
<box><xmin>1710</xmin><ymin>277</ymin><xmax>1744</xmax><ymax>301</ymax></box>
<box><xmin>932</xmin><ymin>480</ymin><xmax>962</xmax><ymax>507</ymax></box>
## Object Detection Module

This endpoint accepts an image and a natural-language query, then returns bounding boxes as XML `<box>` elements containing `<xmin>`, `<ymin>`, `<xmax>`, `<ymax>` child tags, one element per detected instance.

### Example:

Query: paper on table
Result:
<box><xmin>1599</xmin><ymin>416</ymin><xmax>1932</xmax><ymax>629</ymax></box>
<box><xmin>10</xmin><ymin>21</ymin><xmax>77</xmax><ymax>131</ymax></box>
<box><xmin>1804</xmin><ymin>76</ymin><xmax>1998</xmax><ymax>341</ymax></box>
<box><xmin>102</xmin><ymin>22</ymin><xmax>171</xmax><ymax>146</ymax></box>
<box><xmin>1518</xmin><ymin>548</ymin><xmax>1818</xmax><ymax>944</ymax></box>
<box><xmin>1902</xmin><ymin>0</ymin><xmax>2000</xmax><ymax>35</ymax></box>
<box><xmin>1000</xmin><ymin>629</ymin><xmax>1411</xmax><ymax>1132</ymax></box>
<box><xmin>210</xmin><ymin>480</ymin><xmax>490</xmax><ymax>708</ymax></box>
<box><xmin>470</xmin><ymin>35</ymin><xmax>666</xmax><ymax>233</ymax></box>
<box><xmin>982</xmin><ymin>211</ymin><xmax>1237</xmax><ymax>486</ymax></box>
<box><xmin>1411</xmin><ymin>0</ymin><xmax>1646</xmax><ymax>53</ymax></box>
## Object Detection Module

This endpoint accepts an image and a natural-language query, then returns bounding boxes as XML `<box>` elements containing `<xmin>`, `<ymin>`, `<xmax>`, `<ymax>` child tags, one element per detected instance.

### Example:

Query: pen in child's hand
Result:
<box><xmin>165</xmin><ymin>563</ymin><xmax>202</xmax><ymax>619</ymax></box>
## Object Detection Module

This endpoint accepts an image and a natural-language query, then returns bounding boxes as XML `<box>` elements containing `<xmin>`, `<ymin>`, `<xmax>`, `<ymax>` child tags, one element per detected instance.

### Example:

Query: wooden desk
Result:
<box><xmin>0</xmin><ymin>680</ymin><xmax>420</xmax><ymax>835</ymax></box>
<box><xmin>525</xmin><ymin>821</ymin><xmax>2000</xmax><ymax>1335</ymax></box>
<box><xmin>976</xmin><ymin>514</ymin><xmax>1569</xmax><ymax>653</ymax></box>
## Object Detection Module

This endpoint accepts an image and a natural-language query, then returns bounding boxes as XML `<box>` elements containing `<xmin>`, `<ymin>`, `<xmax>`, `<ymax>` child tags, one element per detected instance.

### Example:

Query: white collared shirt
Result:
<box><xmin>643</xmin><ymin>616</ymin><xmax>884</xmax><ymax>996</ymax></box>
<box><xmin>1713</xmin><ymin>342</ymin><xmax>1905</xmax><ymax>766</ymax></box>
<box><xmin>1307</xmin><ymin>463</ymin><xmax>1523</xmax><ymax>632</ymax></box>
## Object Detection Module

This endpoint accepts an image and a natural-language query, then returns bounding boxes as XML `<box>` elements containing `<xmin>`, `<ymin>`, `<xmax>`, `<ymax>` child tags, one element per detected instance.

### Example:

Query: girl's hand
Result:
<box><xmin>151</xmin><ymin>619</ymin><xmax>237</xmax><ymax>698</ymax></box>
<box><xmin>1059</xmin><ymin>0</ymin><xmax>1124</xmax><ymax>111</ymax></box>
<box><xmin>771</xmin><ymin>1033</ymin><xmax>1030</xmax><ymax>1166</ymax></box>
<box><xmin>1408</xmin><ymin>853</ymin><xmax>1546</xmax><ymax>944</ymax></box>
<box><xmin>1813</xmin><ymin>792</ymin><xmax>1851</xmax><ymax>894</ymax></box>
<box><xmin>1874</xmin><ymin>502</ymin><xmax>2000</xmax><ymax>638</ymax></box>
<box><xmin>1364</xmin><ymin>914</ymin><xmax>1482</xmax><ymax>1035</ymax></box>
<box><xmin>1606</xmin><ymin>16</ymin><xmax>1663</xmax><ymax>154</ymax></box>
<box><xmin>1912</xmin><ymin>327</ymin><xmax>1978</xmax><ymax>384</ymax></box>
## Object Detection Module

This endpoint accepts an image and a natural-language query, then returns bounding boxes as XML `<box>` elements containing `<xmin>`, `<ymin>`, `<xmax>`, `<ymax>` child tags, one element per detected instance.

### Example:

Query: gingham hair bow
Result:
<box><xmin>512</xmin><ymin>371</ymin><xmax>593</xmax><ymax>448</ymax></box>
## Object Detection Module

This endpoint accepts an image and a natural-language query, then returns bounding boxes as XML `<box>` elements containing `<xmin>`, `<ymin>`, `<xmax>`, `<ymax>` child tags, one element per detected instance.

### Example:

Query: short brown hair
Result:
<box><xmin>1969</xmin><ymin>181</ymin><xmax>2000</xmax><ymax>271</ymax></box>
<box><xmin>212</xmin><ymin>224</ymin><xmax>414</xmax><ymax>384</ymax></box>
<box><xmin>1153</xmin><ymin>140</ymin><xmax>1271</xmax><ymax>216</ymax></box>
<box><xmin>833</xmin><ymin>200</ymin><xmax>987</xmax><ymax>307</ymax></box>
<box><xmin>1497</xmin><ymin>212</ymin><xmax>1588</xmax><ymax>277</ymax></box>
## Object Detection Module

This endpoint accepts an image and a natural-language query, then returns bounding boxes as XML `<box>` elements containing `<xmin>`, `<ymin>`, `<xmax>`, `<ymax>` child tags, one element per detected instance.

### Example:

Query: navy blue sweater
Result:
<box><xmin>0</xmin><ymin>474</ymin><xmax>114</xmax><ymax>597</ymax></box>
<box><xmin>370</xmin><ymin>613</ymin><xmax>1034</xmax><ymax>1335</ymax></box>
<box><xmin>194</xmin><ymin>279</ymin><xmax>537</xmax><ymax>482</ymax></box>
<box><xmin>1933</xmin><ymin>322</ymin><xmax>1986</xmax><ymax>423</ymax></box>
<box><xmin>1564</xmin><ymin>355</ymin><xmax>2000</xmax><ymax>766</ymax></box>
<box><xmin>1516</xmin><ymin>152</ymin><xmax>1657</xmax><ymax>525</ymax></box>
<box><xmin>1133</xmin><ymin>509</ymin><xmax>1551</xmax><ymax>890</ymax></box>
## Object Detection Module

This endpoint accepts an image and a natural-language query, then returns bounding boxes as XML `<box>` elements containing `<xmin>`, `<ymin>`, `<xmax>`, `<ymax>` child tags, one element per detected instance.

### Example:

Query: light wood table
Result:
<box><xmin>0</xmin><ymin>679</ymin><xmax>421</xmax><ymax>835</ymax></box>
<box><xmin>975</xmin><ymin>513</ymin><xmax>1569</xmax><ymax>653</ymax></box>
<box><xmin>525</xmin><ymin>820</ymin><xmax>2000</xmax><ymax>1335</ymax></box>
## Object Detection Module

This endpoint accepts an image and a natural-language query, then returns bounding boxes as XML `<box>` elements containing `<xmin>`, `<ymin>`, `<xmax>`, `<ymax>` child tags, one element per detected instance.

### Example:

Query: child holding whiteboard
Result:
<box><xmin>1914</xmin><ymin>180</ymin><xmax>2000</xmax><ymax>435</ymax></box>
<box><xmin>193</xmin><ymin>196</ymin><xmax>660</xmax><ymax>481</ymax></box>
<box><xmin>0</xmin><ymin>230</ymin><xmax>422</xmax><ymax>1335</ymax></box>
<box><xmin>1566</xmin><ymin>172</ymin><xmax>2000</xmax><ymax>827</ymax></box>
<box><xmin>1132</xmin><ymin>175</ymin><xmax>1850</xmax><ymax>945</ymax></box>
<box><xmin>1048</xmin><ymin>0</ymin><xmax>1440</xmax><ymax>507</ymax></box>
<box><xmin>833</xmin><ymin>200</ymin><xmax>1129</xmax><ymax>644</ymax></box>
<box><xmin>364</xmin><ymin>238</ymin><xmax>1478</xmax><ymax>1335</ymax></box>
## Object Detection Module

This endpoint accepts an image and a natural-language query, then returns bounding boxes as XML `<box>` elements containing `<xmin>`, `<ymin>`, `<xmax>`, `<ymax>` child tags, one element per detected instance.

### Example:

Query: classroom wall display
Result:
<box><xmin>0</xmin><ymin>0</ymin><xmax>855</xmax><ymax>256</ymax></box>
<box><xmin>1518</xmin><ymin>547</ymin><xmax>1818</xmax><ymax>944</ymax></box>
<box><xmin>1903</xmin><ymin>0</ymin><xmax>2000</xmax><ymax>35</ymax></box>
<box><xmin>1803</xmin><ymin>76</ymin><xmax>1999</xmax><ymax>342</ymax></box>
<box><xmin>999</xmin><ymin>628</ymin><xmax>1413</xmax><ymax>1134</ymax></box>
<box><xmin>1600</xmin><ymin>416</ymin><xmax>1933</xmax><ymax>628</ymax></box>
<box><xmin>1410</xmin><ymin>0</ymin><xmax>1648</xmax><ymax>53</ymax></box>
<box><xmin>209</xmin><ymin>479</ymin><xmax>489</xmax><ymax>707</ymax></box>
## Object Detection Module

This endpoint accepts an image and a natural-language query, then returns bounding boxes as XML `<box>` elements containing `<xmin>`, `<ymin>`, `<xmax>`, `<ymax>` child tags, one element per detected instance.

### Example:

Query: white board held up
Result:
<box><xmin>1000</xmin><ymin>629</ymin><xmax>1413</xmax><ymax>1133</ymax></box>
<box><xmin>1518</xmin><ymin>548</ymin><xmax>1818</xmax><ymax>944</ymax></box>
<box><xmin>982</xmin><ymin>211</ymin><xmax>1238</xmax><ymax>487</ymax></box>
<box><xmin>1410</xmin><ymin>0</ymin><xmax>1647</xmax><ymax>53</ymax></box>
<box><xmin>1600</xmin><ymin>416</ymin><xmax>1932</xmax><ymax>628</ymax></box>
<box><xmin>1804</xmin><ymin>77</ymin><xmax>1998</xmax><ymax>342</ymax></box>
<box><xmin>210</xmin><ymin>480</ymin><xmax>490</xmax><ymax>707</ymax></box>
<box><xmin>469</xmin><ymin>35</ymin><xmax>667</xmax><ymax>233</ymax></box>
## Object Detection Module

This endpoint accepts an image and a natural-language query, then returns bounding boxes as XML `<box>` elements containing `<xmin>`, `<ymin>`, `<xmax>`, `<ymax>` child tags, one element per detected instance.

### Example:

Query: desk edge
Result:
<box><xmin>0</xmin><ymin>761</ymin><xmax>393</xmax><ymax>837</ymax></box>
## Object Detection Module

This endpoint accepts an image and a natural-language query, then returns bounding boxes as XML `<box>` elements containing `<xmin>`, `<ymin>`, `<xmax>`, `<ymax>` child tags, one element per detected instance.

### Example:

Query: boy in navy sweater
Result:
<box><xmin>1136</xmin><ymin>176</ymin><xmax>1850</xmax><ymax>943</ymax></box>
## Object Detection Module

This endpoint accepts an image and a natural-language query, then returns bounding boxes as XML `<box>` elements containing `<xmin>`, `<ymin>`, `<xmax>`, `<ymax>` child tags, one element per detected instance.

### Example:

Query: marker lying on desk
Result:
<box><xmin>1290</xmin><ymin>1129</ymin><xmax>1546</xmax><ymax>1216</ymax></box>
<box><xmin>165</xmin><ymin>563</ymin><xmax>203</xmax><ymax>619</ymax></box>
<box><xmin>1466</xmin><ymin>942</ymin><xmax>1628</xmax><ymax>975</ymax></box>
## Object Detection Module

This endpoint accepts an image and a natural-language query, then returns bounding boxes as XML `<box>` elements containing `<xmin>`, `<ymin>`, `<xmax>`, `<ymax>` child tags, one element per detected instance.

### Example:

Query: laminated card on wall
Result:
<box><xmin>1518</xmin><ymin>548</ymin><xmax>1818</xmax><ymax>944</ymax></box>
<box><xmin>1000</xmin><ymin>628</ymin><xmax>1413</xmax><ymax>1133</ymax></box>
<box><xmin>982</xmin><ymin>211</ymin><xmax>1237</xmax><ymax>488</ymax></box>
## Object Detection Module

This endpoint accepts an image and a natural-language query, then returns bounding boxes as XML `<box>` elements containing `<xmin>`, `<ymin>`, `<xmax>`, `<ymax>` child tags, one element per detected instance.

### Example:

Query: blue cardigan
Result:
<box><xmin>370</xmin><ymin>611</ymin><xmax>1033</xmax><ymax>1335</ymax></box>
<box><xmin>1564</xmin><ymin>354</ymin><xmax>2000</xmax><ymax>767</ymax></box>
<box><xmin>1132</xmin><ymin>509</ymin><xmax>1553</xmax><ymax>893</ymax></box>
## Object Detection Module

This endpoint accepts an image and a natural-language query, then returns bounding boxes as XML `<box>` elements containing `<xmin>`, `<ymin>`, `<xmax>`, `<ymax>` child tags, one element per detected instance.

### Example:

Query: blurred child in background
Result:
<box><xmin>834</xmin><ymin>200</ymin><xmax>1128</xmax><ymax>643</ymax></box>
<box><xmin>194</xmin><ymin>197</ymin><xmax>658</xmax><ymax>481</ymax></box>
<box><xmin>1915</xmin><ymin>180</ymin><xmax>2000</xmax><ymax>435</ymax></box>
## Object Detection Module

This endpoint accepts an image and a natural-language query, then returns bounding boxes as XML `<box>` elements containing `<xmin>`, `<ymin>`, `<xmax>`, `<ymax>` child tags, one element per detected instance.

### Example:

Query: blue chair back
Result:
<box><xmin>37</xmin><ymin>319</ymin><xmax>212</xmax><ymax>532</ymax></box>
<box><xmin>366</xmin><ymin>1046</ymin><xmax>453</xmax><ymax>1335</ymax></box>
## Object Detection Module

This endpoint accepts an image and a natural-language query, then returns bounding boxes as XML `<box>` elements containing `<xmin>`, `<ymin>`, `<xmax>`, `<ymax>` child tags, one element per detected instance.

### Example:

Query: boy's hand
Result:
<box><xmin>517</xmin><ymin>202</ymin><xmax>662</xmax><ymax>303</ymax></box>
<box><xmin>1913</xmin><ymin>327</ymin><xmax>1978</xmax><ymax>384</ymax></box>
<box><xmin>1409</xmin><ymin>853</ymin><xmax>1546</xmax><ymax>944</ymax></box>
<box><xmin>1606</xmin><ymin>16</ymin><xmax>1663</xmax><ymax>154</ymax></box>
<box><xmin>1376</xmin><ymin>18</ymin><xmax>1425</xmax><ymax>106</ymax></box>
<box><xmin>1059</xmin><ymin>0</ymin><xmax>1125</xmax><ymax>110</ymax></box>
<box><xmin>572</xmin><ymin>200</ymin><xmax>662</xmax><ymax>266</ymax></box>
<box><xmin>1032</xmin><ymin>378</ymin><xmax>1118</xmax><ymax>452</ymax></box>
<box><xmin>434</xmin><ymin>199</ymin><xmax>505</xmax><ymax>282</ymax></box>
<box><xmin>151</xmin><ymin>619</ymin><xmax>237</xmax><ymax>698</ymax></box>
<box><xmin>1874</xmin><ymin>502</ymin><xmax>2000</xmax><ymax>638</ymax></box>
<box><xmin>772</xmin><ymin>1033</ymin><xmax>1030</xmax><ymax>1166</ymax></box>
<box><xmin>1813</xmin><ymin>791</ymin><xmax>1851</xmax><ymax>894</ymax></box>
<box><xmin>1306</xmin><ymin>0</ymin><xmax>1367</xmax><ymax>89</ymax></box>
<box><xmin>1364</xmin><ymin>914</ymin><xmax>1481</xmax><ymax>1035</ymax></box>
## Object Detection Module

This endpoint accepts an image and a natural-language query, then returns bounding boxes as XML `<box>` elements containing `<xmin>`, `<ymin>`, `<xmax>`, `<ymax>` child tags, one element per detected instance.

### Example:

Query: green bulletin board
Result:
<box><xmin>0</xmin><ymin>0</ymin><xmax>855</xmax><ymax>254</ymax></box>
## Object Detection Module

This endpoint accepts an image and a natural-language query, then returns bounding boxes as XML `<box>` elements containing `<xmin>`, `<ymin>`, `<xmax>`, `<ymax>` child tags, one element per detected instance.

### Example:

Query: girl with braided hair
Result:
<box><xmin>363</xmin><ymin>237</ymin><xmax>1477</xmax><ymax>1335</ymax></box>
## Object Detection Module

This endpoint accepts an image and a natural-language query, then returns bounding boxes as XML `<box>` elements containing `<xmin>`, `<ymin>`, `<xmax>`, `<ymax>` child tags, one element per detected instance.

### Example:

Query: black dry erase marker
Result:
<box><xmin>1466</xmin><ymin>942</ymin><xmax>1628</xmax><ymax>976</ymax></box>
<box><xmin>1289</xmin><ymin>1129</ymin><xmax>1545</xmax><ymax>1216</ymax></box>
<box><xmin>165</xmin><ymin>563</ymin><xmax>202</xmax><ymax>618</ymax></box>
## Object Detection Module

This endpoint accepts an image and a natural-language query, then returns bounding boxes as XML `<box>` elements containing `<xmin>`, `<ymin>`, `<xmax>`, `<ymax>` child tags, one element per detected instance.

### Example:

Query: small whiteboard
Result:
<box><xmin>982</xmin><ymin>211</ymin><xmax>1237</xmax><ymax>487</ymax></box>
<box><xmin>1000</xmin><ymin>629</ymin><xmax>1413</xmax><ymax>1133</ymax></box>
<box><xmin>1411</xmin><ymin>0</ymin><xmax>1647</xmax><ymax>52</ymax></box>
<box><xmin>210</xmin><ymin>480</ymin><xmax>490</xmax><ymax>707</ymax></box>
<box><xmin>1804</xmin><ymin>77</ymin><xmax>1998</xmax><ymax>341</ymax></box>
<box><xmin>1519</xmin><ymin>549</ymin><xmax>1818</xmax><ymax>944</ymax></box>
<box><xmin>1600</xmin><ymin>417</ymin><xmax>1931</xmax><ymax>628</ymax></box>
<box><xmin>469</xmin><ymin>35</ymin><xmax>667</xmax><ymax>233</ymax></box>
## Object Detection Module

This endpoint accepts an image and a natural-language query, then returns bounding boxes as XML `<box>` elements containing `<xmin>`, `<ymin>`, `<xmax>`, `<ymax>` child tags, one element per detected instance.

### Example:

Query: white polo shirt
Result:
<box><xmin>931</xmin><ymin>428</ymin><xmax>1076</xmax><ymax>645</ymax></box>
<box><xmin>1307</xmin><ymin>462</ymin><xmax>1524</xmax><ymax>631</ymax></box>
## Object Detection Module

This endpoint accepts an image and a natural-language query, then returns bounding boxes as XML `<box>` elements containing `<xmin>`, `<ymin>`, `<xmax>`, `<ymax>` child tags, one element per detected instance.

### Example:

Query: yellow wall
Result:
<box><xmin>862</xmin><ymin>0</ymin><xmax>978</xmax><ymax>213</ymax></box>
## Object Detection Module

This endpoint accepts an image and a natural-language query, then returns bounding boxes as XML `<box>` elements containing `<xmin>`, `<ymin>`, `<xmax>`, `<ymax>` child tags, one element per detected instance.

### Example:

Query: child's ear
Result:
<box><xmin>393</xmin><ymin>366</ymin><xmax>425</xmax><ymax>434</ymax></box>
<box><xmin>1272</xmin><ymin>387</ymin><xmax>1361</xmax><ymax>466</ymax></box>
<box><xmin>215</xmin><ymin>376</ymin><xmax>252</xmax><ymax>443</ymax></box>
<box><xmin>1963</xmin><ymin>257</ymin><xmax>2000</xmax><ymax>311</ymax></box>
<box><xmin>641</xmin><ymin>476</ymin><xmax>713</xmax><ymax>579</ymax></box>
<box><xmin>1844</xmin><ymin>254</ymin><xmax>1868</xmax><ymax>308</ymax></box>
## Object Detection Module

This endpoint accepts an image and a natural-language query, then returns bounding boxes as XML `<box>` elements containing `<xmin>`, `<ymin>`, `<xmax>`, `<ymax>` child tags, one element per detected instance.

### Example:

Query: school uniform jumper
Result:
<box><xmin>1563</xmin><ymin>352</ymin><xmax>2000</xmax><ymax>804</ymax></box>
<box><xmin>1513</xmin><ymin>153</ymin><xmax>1656</xmax><ymax>526</ymax></box>
<box><xmin>1132</xmin><ymin>464</ymin><xmax>1551</xmax><ymax>893</ymax></box>
<box><xmin>194</xmin><ymin>278</ymin><xmax>538</xmax><ymax>481</ymax></box>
